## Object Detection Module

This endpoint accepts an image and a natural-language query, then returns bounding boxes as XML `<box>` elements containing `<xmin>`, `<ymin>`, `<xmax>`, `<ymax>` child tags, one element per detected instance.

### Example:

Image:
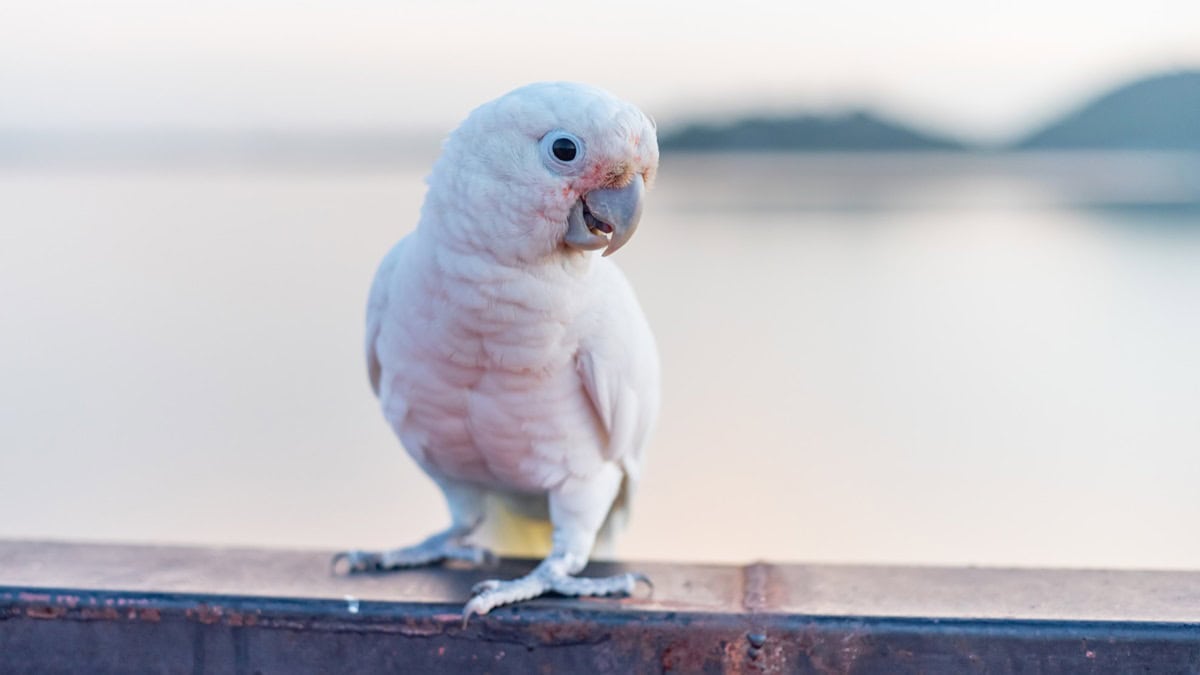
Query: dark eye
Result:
<box><xmin>540</xmin><ymin>130</ymin><xmax>584</xmax><ymax>173</ymax></box>
<box><xmin>551</xmin><ymin>137</ymin><xmax>577</xmax><ymax>162</ymax></box>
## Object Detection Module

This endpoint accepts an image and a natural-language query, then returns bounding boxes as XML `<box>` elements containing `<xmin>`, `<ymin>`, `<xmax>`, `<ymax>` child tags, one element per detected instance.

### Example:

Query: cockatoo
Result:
<box><xmin>334</xmin><ymin>82</ymin><xmax>660</xmax><ymax>619</ymax></box>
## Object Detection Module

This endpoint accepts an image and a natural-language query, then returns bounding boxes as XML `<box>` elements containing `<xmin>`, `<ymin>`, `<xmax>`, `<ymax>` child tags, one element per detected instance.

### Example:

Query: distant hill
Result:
<box><xmin>1016</xmin><ymin>70</ymin><xmax>1200</xmax><ymax>150</ymax></box>
<box><xmin>660</xmin><ymin>70</ymin><xmax>1200</xmax><ymax>153</ymax></box>
<box><xmin>660</xmin><ymin>110</ymin><xmax>966</xmax><ymax>152</ymax></box>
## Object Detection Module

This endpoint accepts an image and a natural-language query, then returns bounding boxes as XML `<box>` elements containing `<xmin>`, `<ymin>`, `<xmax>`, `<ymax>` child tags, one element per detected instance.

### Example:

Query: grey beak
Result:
<box><xmin>564</xmin><ymin>173</ymin><xmax>645</xmax><ymax>257</ymax></box>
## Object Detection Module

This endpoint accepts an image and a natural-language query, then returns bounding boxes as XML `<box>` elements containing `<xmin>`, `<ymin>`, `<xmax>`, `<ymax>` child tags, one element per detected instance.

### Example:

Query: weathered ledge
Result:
<box><xmin>2</xmin><ymin>540</ymin><xmax>1199</xmax><ymax>673</ymax></box>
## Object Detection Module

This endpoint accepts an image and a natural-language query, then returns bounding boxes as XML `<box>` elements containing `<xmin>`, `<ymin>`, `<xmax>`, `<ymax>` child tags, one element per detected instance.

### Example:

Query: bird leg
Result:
<box><xmin>463</xmin><ymin>466</ymin><xmax>649</xmax><ymax>620</ymax></box>
<box><xmin>333</xmin><ymin>478</ymin><xmax>492</xmax><ymax>573</ymax></box>
<box><xmin>333</xmin><ymin>522</ymin><xmax>494</xmax><ymax>573</ymax></box>
<box><xmin>463</xmin><ymin>554</ymin><xmax>649</xmax><ymax>619</ymax></box>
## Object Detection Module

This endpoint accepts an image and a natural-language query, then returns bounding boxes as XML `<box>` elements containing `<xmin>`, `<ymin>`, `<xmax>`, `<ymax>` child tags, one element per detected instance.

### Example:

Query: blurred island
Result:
<box><xmin>660</xmin><ymin>110</ymin><xmax>965</xmax><ymax>152</ymax></box>
<box><xmin>661</xmin><ymin>70</ymin><xmax>1200</xmax><ymax>152</ymax></box>
<box><xmin>1016</xmin><ymin>71</ymin><xmax>1200</xmax><ymax>151</ymax></box>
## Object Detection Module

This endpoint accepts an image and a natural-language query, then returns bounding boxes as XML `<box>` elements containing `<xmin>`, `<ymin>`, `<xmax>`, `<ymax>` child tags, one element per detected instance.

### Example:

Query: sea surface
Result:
<box><xmin>2</xmin><ymin>151</ymin><xmax>1198</xmax><ymax>569</ymax></box>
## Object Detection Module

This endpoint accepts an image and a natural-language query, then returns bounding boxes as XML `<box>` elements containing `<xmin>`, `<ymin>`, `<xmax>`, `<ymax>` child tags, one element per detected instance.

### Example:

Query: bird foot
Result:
<box><xmin>462</xmin><ymin>569</ymin><xmax>651</xmax><ymax>621</ymax></box>
<box><xmin>332</xmin><ymin>541</ymin><xmax>496</xmax><ymax>574</ymax></box>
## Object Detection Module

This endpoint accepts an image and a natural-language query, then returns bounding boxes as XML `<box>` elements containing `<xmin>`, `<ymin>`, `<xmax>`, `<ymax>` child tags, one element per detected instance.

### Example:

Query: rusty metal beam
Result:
<box><xmin>2</xmin><ymin>540</ymin><xmax>1199</xmax><ymax>673</ymax></box>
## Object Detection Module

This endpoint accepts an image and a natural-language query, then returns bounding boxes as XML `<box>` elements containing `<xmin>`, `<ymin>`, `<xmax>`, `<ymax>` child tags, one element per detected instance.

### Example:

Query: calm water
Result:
<box><xmin>2</xmin><ymin>152</ymin><xmax>1198</xmax><ymax>569</ymax></box>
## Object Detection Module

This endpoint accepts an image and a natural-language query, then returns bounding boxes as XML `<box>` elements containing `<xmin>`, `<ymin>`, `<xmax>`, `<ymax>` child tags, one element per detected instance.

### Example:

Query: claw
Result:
<box><xmin>461</xmin><ymin>596</ymin><xmax>487</xmax><ymax>628</ymax></box>
<box><xmin>631</xmin><ymin>572</ymin><xmax>654</xmax><ymax>597</ymax></box>
<box><xmin>331</xmin><ymin>550</ymin><xmax>381</xmax><ymax>575</ymax></box>
<box><xmin>471</xmin><ymin>579</ymin><xmax>502</xmax><ymax>595</ymax></box>
<box><xmin>330</xmin><ymin>552</ymin><xmax>349</xmax><ymax>575</ymax></box>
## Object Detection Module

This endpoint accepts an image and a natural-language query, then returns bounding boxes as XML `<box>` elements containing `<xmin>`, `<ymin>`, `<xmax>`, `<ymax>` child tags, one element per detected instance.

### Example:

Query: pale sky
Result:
<box><xmin>3</xmin><ymin>0</ymin><xmax>1199</xmax><ymax>142</ymax></box>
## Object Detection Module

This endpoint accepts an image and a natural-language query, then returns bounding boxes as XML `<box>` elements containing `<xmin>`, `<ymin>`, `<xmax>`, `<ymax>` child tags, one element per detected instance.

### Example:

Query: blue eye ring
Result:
<box><xmin>540</xmin><ymin>130</ymin><xmax>585</xmax><ymax>173</ymax></box>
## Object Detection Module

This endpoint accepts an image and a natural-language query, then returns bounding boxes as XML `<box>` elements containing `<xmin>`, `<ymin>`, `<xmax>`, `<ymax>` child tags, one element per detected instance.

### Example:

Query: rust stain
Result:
<box><xmin>69</xmin><ymin>605</ymin><xmax>159</xmax><ymax>623</ymax></box>
<box><xmin>80</xmin><ymin>607</ymin><xmax>121</xmax><ymax>621</ymax></box>
<box><xmin>722</xmin><ymin>640</ymin><xmax>743</xmax><ymax>672</ymax></box>
<box><xmin>24</xmin><ymin>605</ymin><xmax>66</xmax><ymax>620</ymax></box>
<box><xmin>227</xmin><ymin>611</ymin><xmax>258</xmax><ymax>627</ymax></box>
<box><xmin>806</xmin><ymin>627</ymin><xmax>873</xmax><ymax>674</ymax></box>
<box><xmin>182</xmin><ymin>604</ymin><xmax>260</xmax><ymax>628</ymax></box>
<box><xmin>188</xmin><ymin>604</ymin><xmax>224</xmax><ymax>625</ymax></box>
<box><xmin>745</xmin><ymin>638</ymin><xmax>790</xmax><ymax>674</ymax></box>
<box><xmin>659</xmin><ymin>642</ymin><xmax>690</xmax><ymax>672</ymax></box>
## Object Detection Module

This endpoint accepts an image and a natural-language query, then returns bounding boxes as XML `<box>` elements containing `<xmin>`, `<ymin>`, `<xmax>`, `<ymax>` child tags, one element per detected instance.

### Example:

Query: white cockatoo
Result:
<box><xmin>335</xmin><ymin>82</ymin><xmax>661</xmax><ymax>619</ymax></box>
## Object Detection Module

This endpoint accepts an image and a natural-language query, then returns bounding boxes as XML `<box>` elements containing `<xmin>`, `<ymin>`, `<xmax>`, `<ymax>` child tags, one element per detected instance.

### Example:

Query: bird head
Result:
<box><xmin>424</xmin><ymin>82</ymin><xmax>659</xmax><ymax>262</ymax></box>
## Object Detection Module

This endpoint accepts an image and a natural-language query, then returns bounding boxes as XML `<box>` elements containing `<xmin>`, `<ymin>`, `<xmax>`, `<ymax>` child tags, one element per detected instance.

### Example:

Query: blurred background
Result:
<box><xmin>2</xmin><ymin>0</ymin><xmax>1198</xmax><ymax>570</ymax></box>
